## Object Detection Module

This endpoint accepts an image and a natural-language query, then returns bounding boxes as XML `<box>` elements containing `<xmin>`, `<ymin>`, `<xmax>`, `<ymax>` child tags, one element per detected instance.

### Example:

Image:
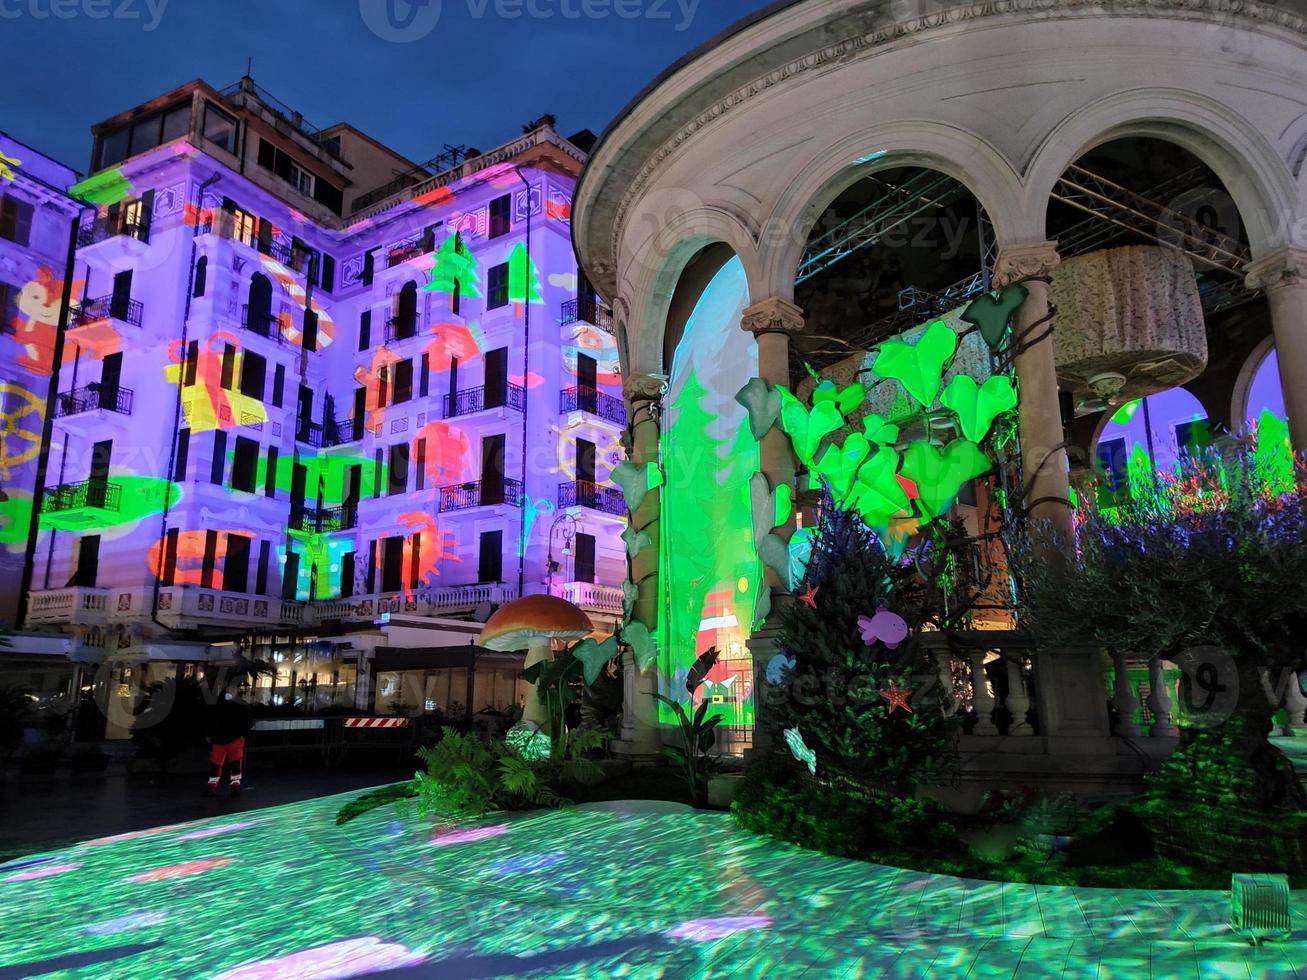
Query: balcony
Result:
<box><xmin>560</xmin><ymin>386</ymin><xmax>625</xmax><ymax>425</ymax></box>
<box><xmin>296</xmin><ymin>421</ymin><xmax>323</xmax><ymax>447</ymax></box>
<box><xmin>55</xmin><ymin>384</ymin><xmax>134</xmax><ymax>419</ymax></box>
<box><xmin>155</xmin><ymin>586</ymin><xmax>303</xmax><ymax>628</ymax></box>
<box><xmin>443</xmin><ymin>384</ymin><xmax>526</xmax><ymax>419</ymax></box>
<box><xmin>77</xmin><ymin>216</ymin><xmax>149</xmax><ymax>249</ymax></box>
<box><xmin>197</xmin><ymin>214</ymin><xmax>298</xmax><ymax>269</ymax></box>
<box><xmin>558</xmin><ymin>480</ymin><xmax>626</xmax><ymax>516</ymax></box>
<box><xmin>241</xmin><ymin>305</ymin><xmax>289</xmax><ymax>346</ymax></box>
<box><xmin>384</xmin><ymin>314</ymin><xmax>421</xmax><ymax>344</ymax></box>
<box><xmin>44</xmin><ymin>479</ymin><xmax>121</xmax><ymax>514</ymax></box>
<box><xmin>386</xmin><ymin>242</ymin><xmax>425</xmax><ymax>268</ymax></box>
<box><xmin>25</xmin><ymin>587</ymin><xmax>110</xmax><ymax>627</ymax></box>
<box><xmin>439</xmin><ymin>478</ymin><xmax>524</xmax><ymax>512</ymax></box>
<box><xmin>292</xmin><ymin>505</ymin><xmax>359</xmax><ymax>533</ymax></box>
<box><xmin>559</xmin><ymin>581</ymin><xmax>625</xmax><ymax>614</ymax></box>
<box><xmin>72</xmin><ymin>294</ymin><xmax>143</xmax><ymax>329</ymax></box>
<box><xmin>562</xmin><ymin>297</ymin><xmax>613</xmax><ymax>334</ymax></box>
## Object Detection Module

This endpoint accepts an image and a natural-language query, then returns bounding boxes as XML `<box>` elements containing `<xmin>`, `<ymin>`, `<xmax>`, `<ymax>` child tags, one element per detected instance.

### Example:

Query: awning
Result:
<box><xmin>369</xmin><ymin>646</ymin><xmax>521</xmax><ymax>673</ymax></box>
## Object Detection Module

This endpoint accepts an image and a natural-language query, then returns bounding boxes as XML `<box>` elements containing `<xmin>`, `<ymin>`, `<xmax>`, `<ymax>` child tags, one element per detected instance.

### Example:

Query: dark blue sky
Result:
<box><xmin>1</xmin><ymin>0</ymin><xmax>774</xmax><ymax>173</ymax></box>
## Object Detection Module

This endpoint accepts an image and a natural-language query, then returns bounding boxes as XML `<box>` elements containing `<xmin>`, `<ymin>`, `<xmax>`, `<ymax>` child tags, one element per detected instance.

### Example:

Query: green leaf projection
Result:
<box><xmin>658</xmin><ymin>257</ymin><xmax>760</xmax><ymax>727</ymax></box>
<box><xmin>423</xmin><ymin>232</ymin><xmax>480</xmax><ymax>301</ymax></box>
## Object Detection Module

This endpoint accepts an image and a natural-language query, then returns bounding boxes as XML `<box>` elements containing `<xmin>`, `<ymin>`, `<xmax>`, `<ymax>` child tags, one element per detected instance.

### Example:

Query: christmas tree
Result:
<box><xmin>507</xmin><ymin>242</ymin><xmax>543</xmax><ymax>318</ymax></box>
<box><xmin>423</xmin><ymin>233</ymin><xmax>480</xmax><ymax>309</ymax></box>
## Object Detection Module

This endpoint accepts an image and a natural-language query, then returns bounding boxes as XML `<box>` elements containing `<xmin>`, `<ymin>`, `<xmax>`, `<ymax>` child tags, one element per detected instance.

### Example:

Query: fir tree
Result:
<box><xmin>424</xmin><ymin>233</ymin><xmax>480</xmax><ymax>309</ymax></box>
<box><xmin>508</xmin><ymin>242</ymin><xmax>543</xmax><ymax>318</ymax></box>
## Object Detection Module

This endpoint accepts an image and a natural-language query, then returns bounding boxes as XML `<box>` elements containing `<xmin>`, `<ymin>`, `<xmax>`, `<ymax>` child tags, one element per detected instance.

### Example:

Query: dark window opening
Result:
<box><xmin>231</xmin><ymin>436</ymin><xmax>258</xmax><ymax>493</ymax></box>
<box><xmin>489</xmin><ymin>194</ymin><xmax>512</xmax><ymax>238</ymax></box>
<box><xmin>381</xmin><ymin>537</ymin><xmax>404</xmax><ymax>593</ymax></box>
<box><xmin>224</xmin><ymin>534</ymin><xmax>251</xmax><ymax>594</ymax></box>
<box><xmin>574</xmin><ymin>532</ymin><xmax>596</xmax><ymax>584</ymax></box>
<box><xmin>478</xmin><ymin>531</ymin><xmax>503</xmax><ymax>583</ymax></box>
<box><xmin>487</xmin><ymin>262</ymin><xmax>509</xmax><ymax>310</ymax></box>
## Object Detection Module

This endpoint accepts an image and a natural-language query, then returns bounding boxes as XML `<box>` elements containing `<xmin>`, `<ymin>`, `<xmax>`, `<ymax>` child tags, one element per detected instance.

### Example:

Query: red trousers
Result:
<box><xmin>209</xmin><ymin>737</ymin><xmax>245</xmax><ymax>771</ymax></box>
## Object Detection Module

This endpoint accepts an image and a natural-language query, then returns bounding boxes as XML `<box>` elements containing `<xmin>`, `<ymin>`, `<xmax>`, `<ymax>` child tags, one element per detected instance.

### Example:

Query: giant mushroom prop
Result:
<box><xmin>479</xmin><ymin>595</ymin><xmax>593</xmax><ymax>728</ymax></box>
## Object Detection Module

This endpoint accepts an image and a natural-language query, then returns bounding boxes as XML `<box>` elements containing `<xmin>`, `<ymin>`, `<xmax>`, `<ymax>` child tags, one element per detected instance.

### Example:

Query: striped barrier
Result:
<box><xmin>343</xmin><ymin>717</ymin><xmax>411</xmax><ymax>729</ymax></box>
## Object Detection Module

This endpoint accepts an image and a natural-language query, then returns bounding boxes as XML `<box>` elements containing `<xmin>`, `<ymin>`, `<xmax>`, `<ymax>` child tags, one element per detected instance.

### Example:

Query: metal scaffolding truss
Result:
<box><xmin>811</xmin><ymin>161</ymin><xmax>1260</xmax><ymax>356</ymax></box>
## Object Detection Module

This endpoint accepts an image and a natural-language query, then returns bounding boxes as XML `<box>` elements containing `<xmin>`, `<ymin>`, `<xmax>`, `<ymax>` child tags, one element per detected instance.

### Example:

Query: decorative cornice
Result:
<box><xmin>993</xmin><ymin>241</ymin><xmax>1061</xmax><ymax>286</ymax></box>
<box><xmin>742</xmin><ymin>297</ymin><xmax>805</xmax><ymax>336</ymax></box>
<box><xmin>606</xmin><ymin>0</ymin><xmax>1307</xmax><ymax>256</ymax></box>
<box><xmin>624</xmin><ymin>372</ymin><xmax>668</xmax><ymax>403</ymax></box>
<box><xmin>1244</xmin><ymin>246</ymin><xmax>1307</xmax><ymax>291</ymax></box>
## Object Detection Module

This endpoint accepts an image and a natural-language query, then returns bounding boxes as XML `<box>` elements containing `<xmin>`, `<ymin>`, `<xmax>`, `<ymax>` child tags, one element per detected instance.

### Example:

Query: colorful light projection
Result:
<box><xmin>508</xmin><ymin>242</ymin><xmax>543</xmax><ymax>319</ymax></box>
<box><xmin>7</xmin><ymin>265</ymin><xmax>85</xmax><ymax>376</ymax></box>
<box><xmin>254</xmin><ymin>254</ymin><xmax>336</xmax><ymax>350</ymax></box>
<box><xmin>423</xmin><ymin>232</ymin><xmax>480</xmax><ymax>309</ymax></box>
<box><xmin>148</xmin><ymin>530</ymin><xmax>250</xmax><ymax>589</ymax></box>
<box><xmin>0</xmin><ymin>150</ymin><xmax>19</xmax><ymax>182</ymax></box>
<box><xmin>40</xmin><ymin>475</ymin><xmax>180</xmax><ymax>533</ymax></box>
<box><xmin>166</xmin><ymin>334</ymin><xmax>269</xmax><ymax>433</ymax></box>
<box><xmin>1245</xmin><ymin>348</ymin><xmax>1287</xmax><ymax>429</ymax></box>
<box><xmin>658</xmin><ymin>257</ymin><xmax>761</xmax><ymax>726</ymax></box>
<box><xmin>1094</xmin><ymin>387</ymin><xmax>1210</xmax><ymax>497</ymax></box>
<box><xmin>69</xmin><ymin>167</ymin><xmax>133</xmax><ymax>206</ymax></box>
<box><xmin>562</xmin><ymin>323</ymin><xmax>621</xmax><ymax>386</ymax></box>
<box><xmin>0</xmin><ymin>382</ymin><xmax>44</xmax><ymax>482</ymax></box>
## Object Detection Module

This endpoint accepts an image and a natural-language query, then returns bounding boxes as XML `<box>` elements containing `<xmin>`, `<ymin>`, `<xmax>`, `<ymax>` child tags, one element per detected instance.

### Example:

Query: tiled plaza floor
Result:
<box><xmin>0</xmin><ymin>793</ymin><xmax>1302</xmax><ymax>978</ymax></box>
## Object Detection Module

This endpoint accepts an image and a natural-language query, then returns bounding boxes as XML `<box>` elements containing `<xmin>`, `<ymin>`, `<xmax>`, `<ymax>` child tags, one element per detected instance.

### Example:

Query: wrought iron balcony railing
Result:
<box><xmin>561</xmin><ymin>297</ymin><xmax>613</xmax><ymax>334</ymax></box>
<box><xmin>72</xmin><ymin>294</ymin><xmax>143</xmax><ymax>328</ymax></box>
<box><xmin>241</xmin><ymin>305</ymin><xmax>288</xmax><ymax>345</ymax></box>
<box><xmin>443</xmin><ymin>383</ymin><xmax>526</xmax><ymax>419</ymax></box>
<box><xmin>384</xmin><ymin>314</ymin><xmax>420</xmax><ymax>343</ymax></box>
<box><xmin>55</xmin><ymin>384</ymin><xmax>134</xmax><ymax>418</ymax></box>
<box><xmin>560</xmin><ymin>386</ymin><xmax>625</xmax><ymax>425</ymax></box>
<box><xmin>292</xmin><ymin>505</ymin><xmax>359</xmax><ymax>533</ymax></box>
<box><xmin>296</xmin><ymin>421</ymin><xmax>323</xmax><ymax>447</ymax></box>
<box><xmin>44</xmin><ymin>479</ymin><xmax>121</xmax><ymax>513</ymax></box>
<box><xmin>77</xmin><ymin>217</ymin><xmax>149</xmax><ymax>248</ymax></box>
<box><xmin>439</xmin><ymin>478</ymin><xmax>524</xmax><ymax>512</ymax></box>
<box><xmin>558</xmin><ymin>480</ymin><xmax>627</xmax><ymax>516</ymax></box>
<box><xmin>320</xmin><ymin>418</ymin><xmax>358</xmax><ymax>448</ymax></box>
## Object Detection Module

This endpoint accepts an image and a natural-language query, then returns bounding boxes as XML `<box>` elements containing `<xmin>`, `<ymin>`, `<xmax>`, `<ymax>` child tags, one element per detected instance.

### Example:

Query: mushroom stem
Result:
<box><xmin>521</xmin><ymin>637</ymin><xmax>554</xmax><ymax>728</ymax></box>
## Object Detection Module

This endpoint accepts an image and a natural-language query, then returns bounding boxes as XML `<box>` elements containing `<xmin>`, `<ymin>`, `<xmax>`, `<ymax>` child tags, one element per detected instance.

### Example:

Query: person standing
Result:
<box><xmin>205</xmin><ymin>683</ymin><xmax>253</xmax><ymax>798</ymax></box>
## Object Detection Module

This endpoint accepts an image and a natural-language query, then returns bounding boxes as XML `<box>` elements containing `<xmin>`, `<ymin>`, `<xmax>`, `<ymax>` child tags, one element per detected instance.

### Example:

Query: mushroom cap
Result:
<box><xmin>479</xmin><ymin>594</ymin><xmax>594</xmax><ymax>651</ymax></box>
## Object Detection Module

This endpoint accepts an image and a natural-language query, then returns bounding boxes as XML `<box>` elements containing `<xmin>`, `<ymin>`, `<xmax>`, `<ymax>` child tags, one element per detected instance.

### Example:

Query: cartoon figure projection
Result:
<box><xmin>413</xmin><ymin>421</ymin><xmax>471</xmax><ymax>488</ymax></box>
<box><xmin>353</xmin><ymin>346</ymin><xmax>402</xmax><ymax>434</ymax></box>
<box><xmin>424</xmin><ymin>321</ymin><xmax>482</xmax><ymax>373</ymax></box>
<box><xmin>563</xmin><ymin>323</ymin><xmax>621</xmax><ymax>387</ymax></box>
<box><xmin>165</xmin><ymin>331</ymin><xmax>268</xmax><ymax>433</ymax></box>
<box><xmin>393</xmin><ymin>513</ymin><xmax>461</xmax><ymax>598</ymax></box>
<box><xmin>8</xmin><ymin>265</ymin><xmax>84</xmax><ymax>375</ymax></box>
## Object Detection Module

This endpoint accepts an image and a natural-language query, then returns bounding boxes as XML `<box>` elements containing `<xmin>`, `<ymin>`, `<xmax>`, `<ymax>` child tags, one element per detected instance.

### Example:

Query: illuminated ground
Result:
<box><xmin>1</xmin><ymin>793</ymin><xmax>1305</xmax><ymax>978</ymax></box>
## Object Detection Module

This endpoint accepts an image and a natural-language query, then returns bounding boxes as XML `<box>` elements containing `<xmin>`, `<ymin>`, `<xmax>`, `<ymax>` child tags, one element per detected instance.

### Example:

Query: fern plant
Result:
<box><xmin>653</xmin><ymin>648</ymin><xmax>724</xmax><ymax>805</ymax></box>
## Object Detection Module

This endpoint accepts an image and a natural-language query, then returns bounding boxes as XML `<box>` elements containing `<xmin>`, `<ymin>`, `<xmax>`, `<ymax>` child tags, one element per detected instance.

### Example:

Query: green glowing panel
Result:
<box><xmin>1111</xmin><ymin>400</ymin><xmax>1141</xmax><ymax>425</ymax></box>
<box><xmin>659</xmin><ymin>257</ymin><xmax>759</xmax><ymax>727</ymax></box>
<box><xmin>70</xmin><ymin>167</ymin><xmax>133</xmax><ymax>205</ymax></box>
<box><xmin>940</xmin><ymin>374</ymin><xmax>1017</xmax><ymax>443</ymax></box>
<box><xmin>872</xmin><ymin>319</ymin><xmax>957</xmax><ymax>409</ymax></box>
<box><xmin>39</xmin><ymin>476</ymin><xmax>180</xmax><ymax>532</ymax></box>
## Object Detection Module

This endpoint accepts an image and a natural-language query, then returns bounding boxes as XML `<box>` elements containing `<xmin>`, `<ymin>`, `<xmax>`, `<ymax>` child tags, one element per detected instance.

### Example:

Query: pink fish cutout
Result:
<box><xmin>857</xmin><ymin>608</ymin><xmax>908</xmax><ymax>649</ymax></box>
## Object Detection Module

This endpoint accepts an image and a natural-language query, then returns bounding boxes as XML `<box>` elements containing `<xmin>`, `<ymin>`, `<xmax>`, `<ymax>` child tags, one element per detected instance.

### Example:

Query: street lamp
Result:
<box><xmin>545</xmin><ymin>513</ymin><xmax>578</xmax><ymax>597</ymax></box>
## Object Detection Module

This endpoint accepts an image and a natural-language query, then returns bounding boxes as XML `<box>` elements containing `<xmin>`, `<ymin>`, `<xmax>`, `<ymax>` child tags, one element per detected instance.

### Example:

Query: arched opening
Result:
<box><xmin>1244</xmin><ymin>346</ymin><xmax>1286</xmax><ymax>429</ymax></box>
<box><xmin>659</xmin><ymin>253</ymin><xmax>760</xmax><ymax>749</ymax></box>
<box><xmin>394</xmin><ymin>281</ymin><xmax>418</xmax><ymax>341</ymax></box>
<box><xmin>1092</xmin><ymin>387</ymin><xmax>1210</xmax><ymax>496</ymax></box>
<box><xmin>245</xmin><ymin>273</ymin><xmax>272</xmax><ymax>338</ymax></box>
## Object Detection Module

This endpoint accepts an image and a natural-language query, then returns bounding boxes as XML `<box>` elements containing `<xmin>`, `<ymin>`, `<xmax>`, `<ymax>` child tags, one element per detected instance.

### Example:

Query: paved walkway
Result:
<box><xmin>0</xmin><ymin>794</ymin><xmax>1302</xmax><ymax>978</ymax></box>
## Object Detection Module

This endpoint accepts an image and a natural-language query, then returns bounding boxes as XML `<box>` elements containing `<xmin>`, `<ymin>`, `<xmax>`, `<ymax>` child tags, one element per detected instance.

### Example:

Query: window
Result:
<box><xmin>1175</xmin><ymin>419</ymin><xmax>1212</xmax><ymax>455</ymax></box>
<box><xmin>478</xmin><ymin>531</ymin><xmax>503</xmax><ymax>583</ymax></box>
<box><xmin>302</xmin><ymin>309</ymin><xmax>318</xmax><ymax>351</ymax></box>
<box><xmin>485</xmin><ymin>347</ymin><xmax>507</xmax><ymax>409</ymax></box>
<box><xmin>320</xmin><ymin>254</ymin><xmax>335</xmax><ymax>292</ymax></box>
<box><xmin>419</xmin><ymin>353</ymin><xmax>430</xmax><ymax>397</ymax></box>
<box><xmin>365</xmin><ymin>542</ymin><xmax>377</xmax><ymax>593</ymax></box>
<box><xmin>313</xmin><ymin>177</ymin><xmax>344</xmax><ymax>216</ymax></box>
<box><xmin>97</xmin><ymin>100</ymin><xmax>192</xmax><ymax>168</ymax></box>
<box><xmin>255</xmin><ymin>540</ymin><xmax>270</xmax><ymax>595</ymax></box>
<box><xmin>373</xmin><ymin>449</ymin><xmax>383</xmax><ymax>499</ymax></box>
<box><xmin>480</xmin><ymin>434</ymin><xmax>505</xmax><ymax>505</ymax></box>
<box><xmin>239</xmin><ymin>350</ymin><xmax>266</xmax><ymax>400</ymax></box>
<box><xmin>74</xmin><ymin>535</ymin><xmax>100</xmax><ymax>588</ymax></box>
<box><xmin>256</xmin><ymin>138</ymin><xmax>316</xmax><ymax>196</ymax></box>
<box><xmin>415</xmin><ymin>437</ymin><xmax>426</xmax><ymax>492</ymax></box>
<box><xmin>224</xmin><ymin>534</ymin><xmax>251</xmax><ymax>594</ymax></box>
<box><xmin>0</xmin><ymin>196</ymin><xmax>34</xmax><ymax>246</ymax></box>
<box><xmin>394</xmin><ymin>281</ymin><xmax>417</xmax><ymax>339</ymax></box>
<box><xmin>576</xmin><ymin>438</ymin><xmax>596</xmax><ymax>484</ymax></box>
<box><xmin>183</xmin><ymin>340</ymin><xmax>199</xmax><ymax>386</ymax></box>
<box><xmin>381</xmin><ymin>537</ymin><xmax>404</xmax><ymax>593</ymax></box>
<box><xmin>574</xmin><ymin>532</ymin><xmax>596</xmax><ymax>584</ymax></box>
<box><xmin>203</xmin><ymin>102</ymin><xmax>238</xmax><ymax>155</ymax></box>
<box><xmin>388</xmin><ymin>443</ymin><xmax>409</xmax><ymax>496</ymax></box>
<box><xmin>174</xmin><ymin>428</ymin><xmax>190</xmax><ymax>481</ymax></box>
<box><xmin>200</xmin><ymin>530</ymin><xmax>219</xmax><ymax>588</ymax></box>
<box><xmin>272</xmin><ymin>364</ymin><xmax>285</xmax><ymax>407</ymax></box>
<box><xmin>264</xmin><ymin>446</ymin><xmax>278</xmax><ymax>498</ymax></box>
<box><xmin>359</xmin><ymin>309</ymin><xmax>371</xmax><ymax>351</ymax></box>
<box><xmin>378</xmin><ymin>365</ymin><xmax>389</xmax><ymax>407</ymax></box>
<box><xmin>487</xmin><ymin>262</ymin><xmax>509</xmax><ymax>310</ymax></box>
<box><xmin>362</xmin><ymin>250</ymin><xmax>374</xmax><ymax>286</ymax></box>
<box><xmin>409</xmin><ymin>533</ymin><xmax>422</xmax><ymax>589</ymax></box>
<box><xmin>393</xmin><ymin>359</ymin><xmax>413</xmax><ymax>404</ymax></box>
<box><xmin>282</xmin><ymin>551</ymin><xmax>300</xmax><ymax>601</ymax></box>
<box><xmin>110</xmin><ymin>269</ymin><xmax>133</xmax><ymax>320</ymax></box>
<box><xmin>160</xmin><ymin>528</ymin><xmax>179</xmax><ymax>586</ymax></box>
<box><xmin>231</xmin><ymin>437</ymin><xmax>258</xmax><ymax>492</ymax></box>
<box><xmin>211</xmin><ymin>431</ymin><xmax>227</xmax><ymax>484</ymax></box>
<box><xmin>1097</xmin><ymin>437</ymin><xmax>1128</xmax><ymax>493</ymax></box>
<box><xmin>341</xmin><ymin>551</ymin><xmax>355</xmax><ymax>598</ymax></box>
<box><xmin>353</xmin><ymin>387</ymin><xmax>366</xmax><ymax>441</ymax></box>
<box><xmin>220</xmin><ymin>344</ymin><xmax>236</xmax><ymax>390</ymax></box>
<box><xmin>193</xmin><ymin>256</ymin><xmax>208</xmax><ymax>297</ymax></box>
<box><xmin>489</xmin><ymin>194</ymin><xmax>511</xmax><ymax>238</ymax></box>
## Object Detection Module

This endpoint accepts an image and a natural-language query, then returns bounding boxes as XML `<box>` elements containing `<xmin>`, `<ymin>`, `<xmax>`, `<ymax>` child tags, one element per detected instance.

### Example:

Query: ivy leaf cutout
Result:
<box><xmin>810</xmin><ymin>432</ymin><xmax>871</xmax><ymax>503</ymax></box>
<box><xmin>899</xmin><ymin>439</ymin><xmax>992</xmax><ymax>519</ymax></box>
<box><xmin>940</xmin><ymin>375</ymin><xmax>1018</xmax><ymax>443</ymax></box>
<box><xmin>777</xmin><ymin>386</ymin><xmax>844</xmax><ymax>465</ymax></box>
<box><xmin>572</xmin><ymin>635</ymin><xmax>619</xmax><ymax>686</ymax></box>
<box><xmin>646</xmin><ymin>462</ymin><xmax>664</xmax><ymax>491</ymax></box>
<box><xmin>753</xmin><ymin>586</ymin><xmax>772</xmax><ymax>630</ymax></box>
<box><xmin>735</xmin><ymin>377</ymin><xmax>781</xmax><ymax>441</ymax></box>
<box><xmin>749</xmin><ymin>473</ymin><xmax>790</xmax><ymax>549</ymax></box>
<box><xmin>862</xmin><ymin>413</ymin><xmax>900</xmax><ymax>447</ymax></box>
<box><xmin>621</xmin><ymin>526</ymin><xmax>651</xmax><ymax>559</ymax></box>
<box><xmin>872</xmin><ymin>320</ymin><xmax>957</xmax><ymax>409</ymax></box>
<box><xmin>622</xmin><ymin>620</ymin><xmax>658</xmax><ymax>674</ymax></box>
<box><xmin>845</xmin><ymin>445</ymin><xmax>909</xmax><ymax>526</ymax></box>
<box><xmin>961</xmin><ymin>283</ymin><xmax>1028</xmax><ymax>350</ymax></box>
<box><xmin>757</xmin><ymin>533</ymin><xmax>791</xmax><ymax>589</ymax></box>
<box><xmin>622</xmin><ymin>580</ymin><xmax>638</xmax><ymax>618</ymax></box>
<box><xmin>610</xmin><ymin>461</ymin><xmax>646</xmax><ymax>512</ymax></box>
<box><xmin>811</xmin><ymin>379</ymin><xmax>866</xmax><ymax>417</ymax></box>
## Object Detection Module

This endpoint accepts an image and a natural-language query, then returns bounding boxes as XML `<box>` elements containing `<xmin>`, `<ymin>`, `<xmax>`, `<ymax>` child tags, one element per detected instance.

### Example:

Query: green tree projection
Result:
<box><xmin>508</xmin><ymin>242</ymin><xmax>543</xmax><ymax>317</ymax></box>
<box><xmin>423</xmin><ymin>233</ymin><xmax>480</xmax><ymax>308</ymax></box>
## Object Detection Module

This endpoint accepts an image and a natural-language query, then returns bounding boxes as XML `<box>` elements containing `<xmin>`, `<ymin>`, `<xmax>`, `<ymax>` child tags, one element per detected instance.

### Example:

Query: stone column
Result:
<box><xmin>1245</xmin><ymin>246</ymin><xmax>1307</xmax><ymax>450</ymax></box>
<box><xmin>613</xmin><ymin>372</ymin><xmax>665</xmax><ymax>761</ymax></box>
<box><xmin>992</xmin><ymin>242</ymin><xmax>1073</xmax><ymax>543</ymax></box>
<box><xmin>740</xmin><ymin>297</ymin><xmax>804</xmax><ymax>754</ymax></box>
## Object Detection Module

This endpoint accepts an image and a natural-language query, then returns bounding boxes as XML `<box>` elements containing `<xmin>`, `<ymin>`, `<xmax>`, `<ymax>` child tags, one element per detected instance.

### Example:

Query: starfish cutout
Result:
<box><xmin>879</xmin><ymin>681</ymin><xmax>914</xmax><ymax>715</ymax></box>
<box><xmin>798</xmin><ymin>584</ymin><xmax>819</xmax><ymax>609</ymax></box>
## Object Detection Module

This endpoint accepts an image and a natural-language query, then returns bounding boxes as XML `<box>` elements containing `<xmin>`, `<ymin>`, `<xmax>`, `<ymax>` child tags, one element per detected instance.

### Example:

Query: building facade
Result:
<box><xmin>10</xmin><ymin>78</ymin><xmax>627</xmax><ymax>730</ymax></box>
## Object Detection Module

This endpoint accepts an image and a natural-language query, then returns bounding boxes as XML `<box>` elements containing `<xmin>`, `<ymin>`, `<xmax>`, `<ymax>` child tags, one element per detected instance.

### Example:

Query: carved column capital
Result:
<box><xmin>1245</xmin><ymin>246</ymin><xmax>1307</xmax><ymax>292</ymax></box>
<box><xmin>623</xmin><ymin>372</ymin><xmax>667</xmax><ymax>405</ymax></box>
<box><xmin>741</xmin><ymin>297</ymin><xmax>805</xmax><ymax>337</ymax></box>
<box><xmin>992</xmin><ymin>241</ymin><xmax>1061</xmax><ymax>288</ymax></box>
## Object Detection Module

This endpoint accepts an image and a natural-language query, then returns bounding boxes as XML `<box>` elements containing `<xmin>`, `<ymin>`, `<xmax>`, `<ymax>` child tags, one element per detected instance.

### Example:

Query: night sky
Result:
<box><xmin>0</xmin><ymin>0</ymin><xmax>776</xmax><ymax>174</ymax></box>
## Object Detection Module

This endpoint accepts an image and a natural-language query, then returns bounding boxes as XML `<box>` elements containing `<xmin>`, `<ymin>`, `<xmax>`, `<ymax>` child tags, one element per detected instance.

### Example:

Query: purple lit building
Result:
<box><xmin>10</xmin><ymin>79</ymin><xmax>626</xmax><ymax>734</ymax></box>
